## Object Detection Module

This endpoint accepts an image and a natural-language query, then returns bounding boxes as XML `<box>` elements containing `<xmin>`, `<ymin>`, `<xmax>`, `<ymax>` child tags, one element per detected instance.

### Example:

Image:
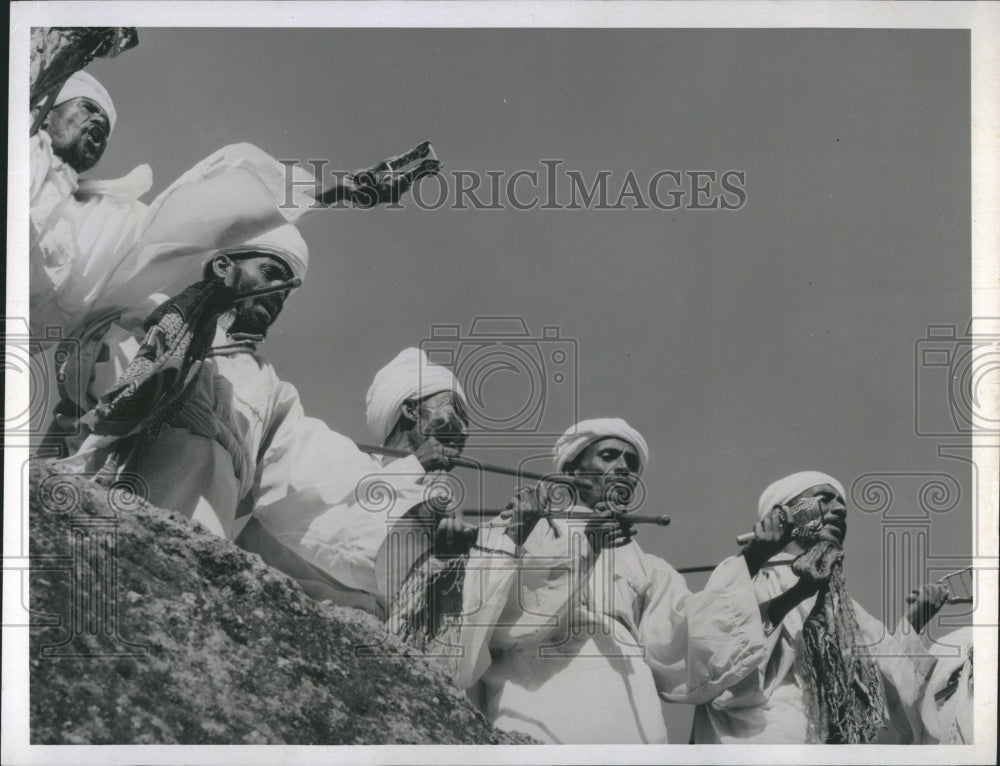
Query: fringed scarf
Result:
<box><xmin>77</xmin><ymin>280</ymin><xmax>229</xmax><ymax>484</ymax></box>
<box><xmin>792</xmin><ymin>532</ymin><xmax>887</xmax><ymax>743</ymax></box>
<box><xmin>388</xmin><ymin>549</ymin><xmax>468</xmax><ymax>653</ymax></box>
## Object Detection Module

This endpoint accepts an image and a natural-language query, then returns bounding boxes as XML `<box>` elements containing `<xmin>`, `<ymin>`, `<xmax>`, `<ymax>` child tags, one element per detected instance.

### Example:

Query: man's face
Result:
<box><xmin>44</xmin><ymin>97</ymin><xmax>110</xmax><ymax>172</ymax></box>
<box><xmin>567</xmin><ymin>437</ymin><xmax>640</xmax><ymax>509</ymax></box>
<box><xmin>403</xmin><ymin>391</ymin><xmax>469</xmax><ymax>453</ymax></box>
<box><xmin>785</xmin><ymin>483</ymin><xmax>846</xmax><ymax>515</ymax></box>
<box><xmin>224</xmin><ymin>254</ymin><xmax>293</xmax><ymax>335</ymax></box>
<box><xmin>784</xmin><ymin>483</ymin><xmax>847</xmax><ymax>542</ymax></box>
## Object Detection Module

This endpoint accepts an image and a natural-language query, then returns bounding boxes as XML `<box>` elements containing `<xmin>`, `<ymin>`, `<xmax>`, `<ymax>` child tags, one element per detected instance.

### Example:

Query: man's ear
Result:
<box><xmin>209</xmin><ymin>254</ymin><xmax>234</xmax><ymax>281</ymax></box>
<box><xmin>399</xmin><ymin>399</ymin><xmax>419</xmax><ymax>426</ymax></box>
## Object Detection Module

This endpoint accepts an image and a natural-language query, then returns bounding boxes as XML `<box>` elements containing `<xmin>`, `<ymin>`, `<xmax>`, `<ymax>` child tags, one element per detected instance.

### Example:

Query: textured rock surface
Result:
<box><xmin>28</xmin><ymin>460</ymin><xmax>532</xmax><ymax>744</ymax></box>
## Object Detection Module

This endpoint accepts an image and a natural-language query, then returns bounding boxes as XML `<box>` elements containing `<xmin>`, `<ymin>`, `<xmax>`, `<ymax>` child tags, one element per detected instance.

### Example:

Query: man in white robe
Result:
<box><xmin>691</xmin><ymin>471</ymin><xmax>938</xmax><ymax>744</ymax></box>
<box><xmin>66</xmin><ymin>231</ymin><xmax>466</xmax><ymax>622</ymax></box>
<box><xmin>30</xmin><ymin>71</ymin><xmax>150</xmax><ymax>338</ymax></box>
<box><xmin>238</xmin><ymin>347</ymin><xmax>478</xmax><ymax>618</ymax></box>
<box><xmin>64</xmin><ymin>226</ymin><xmax>370</xmax><ymax>549</ymax></box>
<box><xmin>448</xmin><ymin>418</ymin><xmax>773</xmax><ymax>744</ymax></box>
<box><xmin>30</xmin><ymin>69</ymin><xmax>441</xmax><ymax>341</ymax></box>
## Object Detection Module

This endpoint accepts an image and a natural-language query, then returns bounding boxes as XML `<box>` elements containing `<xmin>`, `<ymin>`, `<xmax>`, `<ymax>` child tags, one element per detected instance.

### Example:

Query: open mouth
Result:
<box><xmin>85</xmin><ymin>123</ymin><xmax>107</xmax><ymax>145</ymax></box>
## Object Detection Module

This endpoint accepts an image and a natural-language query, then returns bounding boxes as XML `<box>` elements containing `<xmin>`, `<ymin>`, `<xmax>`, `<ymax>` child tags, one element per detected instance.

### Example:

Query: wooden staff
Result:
<box><xmin>29</xmin><ymin>88</ymin><xmax>61</xmax><ymax>137</ymax></box>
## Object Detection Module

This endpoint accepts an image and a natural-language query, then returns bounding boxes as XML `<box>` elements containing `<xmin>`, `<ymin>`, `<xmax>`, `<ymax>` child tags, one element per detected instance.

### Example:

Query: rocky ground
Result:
<box><xmin>28</xmin><ymin>460</ymin><xmax>533</xmax><ymax>745</ymax></box>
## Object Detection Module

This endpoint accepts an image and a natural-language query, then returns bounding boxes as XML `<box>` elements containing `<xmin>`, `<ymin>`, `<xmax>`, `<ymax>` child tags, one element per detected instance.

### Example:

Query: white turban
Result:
<box><xmin>212</xmin><ymin>223</ymin><xmax>309</xmax><ymax>281</ymax></box>
<box><xmin>552</xmin><ymin>418</ymin><xmax>649</xmax><ymax>475</ymax></box>
<box><xmin>756</xmin><ymin>471</ymin><xmax>846</xmax><ymax>520</ymax></box>
<box><xmin>365</xmin><ymin>348</ymin><xmax>466</xmax><ymax>445</ymax></box>
<box><xmin>53</xmin><ymin>71</ymin><xmax>117</xmax><ymax>134</ymax></box>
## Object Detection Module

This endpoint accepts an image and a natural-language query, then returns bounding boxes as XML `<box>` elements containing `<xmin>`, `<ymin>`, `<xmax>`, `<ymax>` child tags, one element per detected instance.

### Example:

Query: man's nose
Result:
<box><xmin>825</xmin><ymin>498</ymin><xmax>847</xmax><ymax>514</ymax></box>
<box><xmin>428</xmin><ymin>410</ymin><xmax>460</xmax><ymax>432</ymax></box>
<box><xmin>610</xmin><ymin>457</ymin><xmax>632</xmax><ymax>475</ymax></box>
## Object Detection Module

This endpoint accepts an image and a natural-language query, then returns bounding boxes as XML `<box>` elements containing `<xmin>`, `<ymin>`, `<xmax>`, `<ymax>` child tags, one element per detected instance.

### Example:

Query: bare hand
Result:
<box><xmin>413</xmin><ymin>436</ymin><xmax>461</xmax><ymax>472</ymax></box>
<box><xmin>905</xmin><ymin>582</ymin><xmax>950</xmax><ymax>633</ymax></box>
<box><xmin>349</xmin><ymin>141</ymin><xmax>442</xmax><ymax>208</ymax></box>
<box><xmin>584</xmin><ymin>501</ymin><xmax>635</xmax><ymax>551</ymax></box>
<box><xmin>433</xmin><ymin>513</ymin><xmax>479</xmax><ymax>559</ymax></box>
<box><xmin>499</xmin><ymin>485</ymin><xmax>547</xmax><ymax>546</ymax></box>
<box><xmin>742</xmin><ymin>506</ymin><xmax>791</xmax><ymax>575</ymax></box>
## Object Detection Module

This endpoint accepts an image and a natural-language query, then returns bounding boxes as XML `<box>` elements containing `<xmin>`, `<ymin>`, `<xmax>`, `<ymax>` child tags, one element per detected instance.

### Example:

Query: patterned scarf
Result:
<box><xmin>793</xmin><ymin>534</ymin><xmax>887</xmax><ymax>743</ymax></box>
<box><xmin>79</xmin><ymin>280</ymin><xmax>229</xmax><ymax>484</ymax></box>
<box><xmin>388</xmin><ymin>549</ymin><xmax>468</xmax><ymax>652</ymax></box>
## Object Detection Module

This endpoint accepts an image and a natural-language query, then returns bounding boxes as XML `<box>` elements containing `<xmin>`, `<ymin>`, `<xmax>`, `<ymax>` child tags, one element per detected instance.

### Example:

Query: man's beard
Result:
<box><xmin>54</xmin><ymin>125</ymin><xmax>107</xmax><ymax>172</ymax></box>
<box><xmin>228</xmin><ymin>296</ymin><xmax>282</xmax><ymax>336</ymax></box>
<box><xmin>575</xmin><ymin>473</ymin><xmax>637</xmax><ymax>510</ymax></box>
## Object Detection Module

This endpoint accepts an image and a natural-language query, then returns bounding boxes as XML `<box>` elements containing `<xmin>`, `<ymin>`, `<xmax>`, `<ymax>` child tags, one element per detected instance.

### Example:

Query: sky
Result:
<box><xmin>77</xmin><ymin>27</ymin><xmax>972</xmax><ymax>741</ymax></box>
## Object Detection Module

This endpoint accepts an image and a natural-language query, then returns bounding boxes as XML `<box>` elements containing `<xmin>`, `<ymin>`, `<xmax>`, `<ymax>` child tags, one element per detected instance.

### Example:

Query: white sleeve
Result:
<box><xmin>644</xmin><ymin>555</ymin><xmax>772</xmax><ymax>706</ymax></box>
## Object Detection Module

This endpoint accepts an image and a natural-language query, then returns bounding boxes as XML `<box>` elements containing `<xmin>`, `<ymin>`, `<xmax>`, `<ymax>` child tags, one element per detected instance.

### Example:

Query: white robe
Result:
<box><xmin>240</xmin><ymin>452</ymin><xmax>437</xmax><ymax>619</ymax></box>
<box><xmin>692</xmin><ymin>552</ymin><xmax>927</xmax><ymax>744</ymax></box>
<box><xmin>66</xmin><ymin>316</ymin><xmax>432</xmax><ymax>617</ymax></box>
<box><xmin>30</xmin><ymin>131</ymin><xmax>152</xmax><ymax>337</ymax></box>
<box><xmin>450</xmin><ymin>510</ymin><xmax>768</xmax><ymax>744</ymax></box>
<box><xmin>897</xmin><ymin>626</ymin><xmax>973</xmax><ymax>744</ymax></box>
<box><xmin>37</xmin><ymin>142</ymin><xmax>320</xmax><ymax>442</ymax></box>
<box><xmin>31</xmin><ymin>138</ymin><xmax>318</xmax><ymax>340</ymax></box>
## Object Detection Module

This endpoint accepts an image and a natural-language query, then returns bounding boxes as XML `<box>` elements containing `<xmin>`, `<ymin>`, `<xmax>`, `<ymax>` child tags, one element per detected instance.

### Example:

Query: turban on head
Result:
<box><xmin>756</xmin><ymin>471</ymin><xmax>846</xmax><ymax>520</ymax></box>
<box><xmin>54</xmin><ymin>71</ymin><xmax>117</xmax><ymax>134</ymax></box>
<box><xmin>210</xmin><ymin>223</ymin><xmax>309</xmax><ymax>282</ymax></box>
<box><xmin>552</xmin><ymin>418</ymin><xmax>649</xmax><ymax>475</ymax></box>
<box><xmin>366</xmin><ymin>348</ymin><xmax>466</xmax><ymax>445</ymax></box>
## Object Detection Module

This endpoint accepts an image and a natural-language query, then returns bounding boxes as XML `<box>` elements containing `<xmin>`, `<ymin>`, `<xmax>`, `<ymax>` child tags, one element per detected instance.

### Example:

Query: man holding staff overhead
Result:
<box><xmin>447</xmin><ymin>418</ymin><xmax>769</xmax><ymax>744</ymax></box>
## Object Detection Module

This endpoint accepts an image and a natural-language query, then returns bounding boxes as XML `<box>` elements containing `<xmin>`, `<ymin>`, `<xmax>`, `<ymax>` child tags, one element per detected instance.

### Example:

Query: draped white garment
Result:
<box><xmin>66</xmin><ymin>316</ymin><xmax>431</xmax><ymax>616</ymax></box>
<box><xmin>30</xmin><ymin>131</ymin><xmax>152</xmax><ymax>337</ymax></box>
<box><xmin>692</xmin><ymin>552</ymin><xmax>928</xmax><ymax>744</ymax></box>
<box><xmin>30</xmin><ymin>137</ymin><xmax>319</xmax><ymax>340</ymax></box>
<box><xmin>893</xmin><ymin>626</ymin><xmax>974</xmax><ymax>744</ymax></box>
<box><xmin>450</xmin><ymin>511</ymin><xmax>768</xmax><ymax>744</ymax></box>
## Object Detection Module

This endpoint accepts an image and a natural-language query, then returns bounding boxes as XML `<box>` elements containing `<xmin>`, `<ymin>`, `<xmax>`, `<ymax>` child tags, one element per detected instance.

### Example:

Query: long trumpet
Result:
<box><xmin>358</xmin><ymin>444</ymin><xmax>670</xmax><ymax>526</ymax></box>
<box><xmin>359</xmin><ymin>443</ymin><xmax>587</xmax><ymax>489</ymax></box>
<box><xmin>232</xmin><ymin>278</ymin><xmax>302</xmax><ymax>300</ymax></box>
<box><xmin>469</xmin><ymin>507</ymin><xmax>671</xmax><ymax>527</ymax></box>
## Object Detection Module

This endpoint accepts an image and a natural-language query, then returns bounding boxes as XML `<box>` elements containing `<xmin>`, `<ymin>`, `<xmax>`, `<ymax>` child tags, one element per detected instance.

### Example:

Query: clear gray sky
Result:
<box><xmin>86</xmin><ymin>28</ymin><xmax>972</xmax><ymax>741</ymax></box>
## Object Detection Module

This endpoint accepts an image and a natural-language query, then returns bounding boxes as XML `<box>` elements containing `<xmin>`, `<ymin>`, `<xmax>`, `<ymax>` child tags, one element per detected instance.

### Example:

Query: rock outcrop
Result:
<box><xmin>28</xmin><ymin>461</ymin><xmax>532</xmax><ymax>744</ymax></box>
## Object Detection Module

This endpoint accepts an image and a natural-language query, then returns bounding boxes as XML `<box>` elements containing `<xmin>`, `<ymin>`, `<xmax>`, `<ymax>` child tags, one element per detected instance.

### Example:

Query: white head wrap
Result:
<box><xmin>552</xmin><ymin>418</ymin><xmax>649</xmax><ymax>475</ymax></box>
<box><xmin>756</xmin><ymin>471</ymin><xmax>846</xmax><ymax>520</ymax></box>
<box><xmin>53</xmin><ymin>71</ymin><xmax>117</xmax><ymax>133</ymax></box>
<box><xmin>211</xmin><ymin>223</ymin><xmax>309</xmax><ymax>281</ymax></box>
<box><xmin>365</xmin><ymin>348</ymin><xmax>466</xmax><ymax>445</ymax></box>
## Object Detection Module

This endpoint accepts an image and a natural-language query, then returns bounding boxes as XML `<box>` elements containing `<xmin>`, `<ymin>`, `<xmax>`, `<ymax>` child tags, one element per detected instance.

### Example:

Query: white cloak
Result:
<box><xmin>449</xmin><ymin>511</ymin><xmax>768</xmax><ymax>744</ymax></box>
<box><xmin>692</xmin><ymin>552</ymin><xmax>929</xmax><ymax>744</ymax></box>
